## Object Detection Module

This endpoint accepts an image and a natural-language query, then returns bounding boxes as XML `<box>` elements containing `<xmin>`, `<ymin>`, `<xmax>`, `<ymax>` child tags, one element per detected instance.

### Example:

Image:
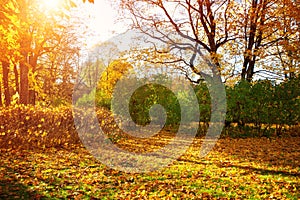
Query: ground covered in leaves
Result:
<box><xmin>0</xmin><ymin>136</ymin><xmax>299</xmax><ymax>199</ymax></box>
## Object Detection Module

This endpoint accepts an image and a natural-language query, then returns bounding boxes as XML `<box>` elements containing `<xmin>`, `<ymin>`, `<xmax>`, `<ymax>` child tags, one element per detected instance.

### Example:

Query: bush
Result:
<box><xmin>128</xmin><ymin>84</ymin><xmax>181</xmax><ymax>126</ymax></box>
<box><xmin>0</xmin><ymin>105</ymin><xmax>81</xmax><ymax>149</ymax></box>
<box><xmin>78</xmin><ymin>76</ymin><xmax>300</xmax><ymax>138</ymax></box>
<box><xmin>226</xmin><ymin>77</ymin><xmax>300</xmax><ymax>136</ymax></box>
<box><xmin>0</xmin><ymin>104</ymin><xmax>129</xmax><ymax>149</ymax></box>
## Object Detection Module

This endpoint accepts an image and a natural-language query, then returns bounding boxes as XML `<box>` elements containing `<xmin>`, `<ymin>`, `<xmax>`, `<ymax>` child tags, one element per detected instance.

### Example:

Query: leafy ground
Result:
<box><xmin>0</xmin><ymin>135</ymin><xmax>299</xmax><ymax>199</ymax></box>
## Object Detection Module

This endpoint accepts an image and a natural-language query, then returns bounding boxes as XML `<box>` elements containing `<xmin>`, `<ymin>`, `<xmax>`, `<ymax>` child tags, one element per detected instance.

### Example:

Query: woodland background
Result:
<box><xmin>0</xmin><ymin>0</ymin><xmax>299</xmax><ymax>198</ymax></box>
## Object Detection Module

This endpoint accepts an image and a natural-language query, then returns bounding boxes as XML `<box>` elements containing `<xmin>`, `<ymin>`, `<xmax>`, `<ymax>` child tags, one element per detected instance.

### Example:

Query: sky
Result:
<box><xmin>82</xmin><ymin>0</ymin><xmax>128</xmax><ymax>47</ymax></box>
<box><xmin>39</xmin><ymin>0</ymin><xmax>125</xmax><ymax>47</ymax></box>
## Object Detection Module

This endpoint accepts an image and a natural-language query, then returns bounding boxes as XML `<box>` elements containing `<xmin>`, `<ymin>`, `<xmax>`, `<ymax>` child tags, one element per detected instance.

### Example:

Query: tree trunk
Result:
<box><xmin>2</xmin><ymin>61</ymin><xmax>11</xmax><ymax>106</ymax></box>
<box><xmin>14</xmin><ymin>64</ymin><xmax>20</xmax><ymax>95</ymax></box>
<box><xmin>18</xmin><ymin>0</ymin><xmax>30</xmax><ymax>105</ymax></box>
<box><xmin>20</xmin><ymin>59</ymin><xmax>29</xmax><ymax>105</ymax></box>
<box><xmin>0</xmin><ymin>80</ymin><xmax>3</xmax><ymax>107</ymax></box>
<box><xmin>241</xmin><ymin>0</ymin><xmax>266</xmax><ymax>82</ymax></box>
<box><xmin>242</xmin><ymin>58</ymin><xmax>255</xmax><ymax>82</ymax></box>
<box><xmin>246</xmin><ymin>60</ymin><xmax>256</xmax><ymax>82</ymax></box>
<box><xmin>29</xmin><ymin>89</ymin><xmax>36</xmax><ymax>105</ymax></box>
<box><xmin>241</xmin><ymin>60</ymin><xmax>249</xmax><ymax>81</ymax></box>
<box><xmin>28</xmin><ymin>54</ymin><xmax>38</xmax><ymax>105</ymax></box>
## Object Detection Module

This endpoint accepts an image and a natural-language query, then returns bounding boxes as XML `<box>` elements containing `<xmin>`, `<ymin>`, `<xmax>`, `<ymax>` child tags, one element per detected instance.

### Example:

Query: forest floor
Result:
<box><xmin>0</xmin><ymin>135</ymin><xmax>299</xmax><ymax>199</ymax></box>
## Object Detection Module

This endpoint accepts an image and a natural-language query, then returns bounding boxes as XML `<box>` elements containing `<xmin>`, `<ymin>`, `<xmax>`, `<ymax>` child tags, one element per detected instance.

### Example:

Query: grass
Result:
<box><xmin>0</xmin><ymin>135</ymin><xmax>299</xmax><ymax>199</ymax></box>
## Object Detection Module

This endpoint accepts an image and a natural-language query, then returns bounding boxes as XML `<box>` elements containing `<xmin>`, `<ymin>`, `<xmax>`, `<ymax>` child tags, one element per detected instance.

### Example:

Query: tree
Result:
<box><xmin>118</xmin><ymin>0</ymin><xmax>299</xmax><ymax>83</ymax></box>
<box><xmin>0</xmin><ymin>0</ymin><xmax>19</xmax><ymax>106</ymax></box>
<box><xmin>98</xmin><ymin>59</ymin><xmax>133</xmax><ymax>97</ymax></box>
<box><xmin>0</xmin><ymin>0</ymin><xmax>87</xmax><ymax>106</ymax></box>
<box><xmin>1</xmin><ymin>62</ymin><xmax>11</xmax><ymax>106</ymax></box>
<box><xmin>119</xmin><ymin>0</ymin><xmax>238</xmax><ymax>83</ymax></box>
<box><xmin>274</xmin><ymin>0</ymin><xmax>300</xmax><ymax>79</ymax></box>
<box><xmin>232</xmin><ymin>0</ymin><xmax>300</xmax><ymax>82</ymax></box>
<box><xmin>239</xmin><ymin>0</ymin><xmax>269</xmax><ymax>82</ymax></box>
<box><xmin>35</xmin><ymin>16</ymin><xmax>83</xmax><ymax>105</ymax></box>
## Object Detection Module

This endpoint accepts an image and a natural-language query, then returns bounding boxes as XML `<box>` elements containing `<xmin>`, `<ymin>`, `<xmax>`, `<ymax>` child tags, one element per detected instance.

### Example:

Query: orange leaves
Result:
<box><xmin>0</xmin><ymin>105</ymin><xmax>81</xmax><ymax>149</ymax></box>
<box><xmin>0</xmin><ymin>136</ymin><xmax>299</xmax><ymax>198</ymax></box>
<box><xmin>0</xmin><ymin>104</ymin><xmax>131</xmax><ymax>150</ymax></box>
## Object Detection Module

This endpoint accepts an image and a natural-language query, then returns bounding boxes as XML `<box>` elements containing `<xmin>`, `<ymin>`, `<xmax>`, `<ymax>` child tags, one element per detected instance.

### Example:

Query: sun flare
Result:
<box><xmin>42</xmin><ymin>0</ymin><xmax>60</xmax><ymax>10</ymax></box>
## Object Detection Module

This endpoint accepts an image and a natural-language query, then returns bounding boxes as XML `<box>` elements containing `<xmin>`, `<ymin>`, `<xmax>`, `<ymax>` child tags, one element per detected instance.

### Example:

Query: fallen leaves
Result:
<box><xmin>0</xmin><ymin>136</ymin><xmax>299</xmax><ymax>199</ymax></box>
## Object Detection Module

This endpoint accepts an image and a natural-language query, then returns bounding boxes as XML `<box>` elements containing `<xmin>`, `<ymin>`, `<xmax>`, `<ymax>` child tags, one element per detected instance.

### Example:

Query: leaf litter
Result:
<box><xmin>0</xmin><ymin>135</ymin><xmax>299</xmax><ymax>199</ymax></box>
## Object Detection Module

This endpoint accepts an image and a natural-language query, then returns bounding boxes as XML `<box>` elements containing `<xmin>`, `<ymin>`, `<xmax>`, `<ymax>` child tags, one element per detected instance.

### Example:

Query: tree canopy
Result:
<box><xmin>118</xmin><ymin>0</ymin><xmax>299</xmax><ymax>83</ymax></box>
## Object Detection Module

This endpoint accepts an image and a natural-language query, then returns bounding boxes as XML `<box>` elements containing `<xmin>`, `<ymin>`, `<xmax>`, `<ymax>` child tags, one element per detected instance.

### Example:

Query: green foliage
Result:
<box><xmin>128</xmin><ymin>83</ymin><xmax>181</xmax><ymax>126</ymax></box>
<box><xmin>226</xmin><ymin>80</ymin><xmax>252</xmax><ymax>126</ymax></box>
<box><xmin>76</xmin><ymin>89</ymin><xmax>111</xmax><ymax>109</ymax></box>
<box><xmin>194</xmin><ymin>82</ymin><xmax>211</xmax><ymax>123</ymax></box>
<box><xmin>95</xmin><ymin>90</ymin><xmax>112</xmax><ymax>109</ymax></box>
<box><xmin>88</xmin><ymin>74</ymin><xmax>300</xmax><ymax>137</ymax></box>
<box><xmin>75</xmin><ymin>89</ymin><xmax>95</xmax><ymax>106</ymax></box>
<box><xmin>226</xmin><ymin>76</ymin><xmax>300</xmax><ymax>136</ymax></box>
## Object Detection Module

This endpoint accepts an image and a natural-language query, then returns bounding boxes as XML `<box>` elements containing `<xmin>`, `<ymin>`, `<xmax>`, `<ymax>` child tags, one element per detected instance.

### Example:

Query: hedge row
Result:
<box><xmin>0</xmin><ymin>105</ymin><xmax>120</xmax><ymax>149</ymax></box>
<box><xmin>93</xmin><ymin>76</ymin><xmax>300</xmax><ymax>136</ymax></box>
<box><xmin>226</xmin><ymin>77</ymin><xmax>300</xmax><ymax>127</ymax></box>
<box><xmin>2</xmin><ymin>76</ymin><xmax>297</xmax><ymax>149</ymax></box>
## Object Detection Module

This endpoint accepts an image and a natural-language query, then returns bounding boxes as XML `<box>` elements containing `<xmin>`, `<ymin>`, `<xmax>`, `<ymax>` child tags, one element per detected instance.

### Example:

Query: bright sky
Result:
<box><xmin>39</xmin><ymin>0</ymin><xmax>125</xmax><ymax>47</ymax></box>
<box><xmin>82</xmin><ymin>0</ymin><xmax>128</xmax><ymax>47</ymax></box>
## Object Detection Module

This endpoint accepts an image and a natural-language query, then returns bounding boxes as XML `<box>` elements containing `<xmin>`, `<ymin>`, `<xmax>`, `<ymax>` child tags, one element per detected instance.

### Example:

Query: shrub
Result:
<box><xmin>0</xmin><ymin>105</ymin><xmax>81</xmax><ymax>149</ymax></box>
<box><xmin>0</xmin><ymin>104</ymin><xmax>129</xmax><ymax>149</ymax></box>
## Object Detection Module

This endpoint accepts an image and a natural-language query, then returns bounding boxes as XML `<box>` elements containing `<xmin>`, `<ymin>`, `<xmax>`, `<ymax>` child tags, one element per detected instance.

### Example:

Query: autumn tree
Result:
<box><xmin>78</xmin><ymin>41</ymin><xmax>120</xmax><ymax>90</ymax></box>
<box><xmin>234</xmin><ymin>0</ymin><xmax>298</xmax><ymax>82</ymax></box>
<box><xmin>16</xmin><ymin>0</ymin><xmax>74</xmax><ymax>104</ymax></box>
<box><xmin>0</xmin><ymin>0</ymin><xmax>86</xmax><ymax>106</ymax></box>
<box><xmin>0</xmin><ymin>1</ymin><xmax>19</xmax><ymax>106</ymax></box>
<box><xmin>119</xmin><ymin>0</ymin><xmax>239</xmax><ymax>83</ymax></box>
<box><xmin>217</xmin><ymin>0</ymin><xmax>300</xmax><ymax>82</ymax></box>
<box><xmin>34</xmin><ymin>14</ymin><xmax>84</xmax><ymax>105</ymax></box>
<box><xmin>118</xmin><ymin>0</ymin><xmax>299</xmax><ymax>83</ymax></box>
<box><xmin>98</xmin><ymin>59</ymin><xmax>133</xmax><ymax>97</ymax></box>
<box><xmin>274</xmin><ymin>0</ymin><xmax>300</xmax><ymax>79</ymax></box>
<box><xmin>75</xmin><ymin>57</ymin><xmax>133</xmax><ymax>109</ymax></box>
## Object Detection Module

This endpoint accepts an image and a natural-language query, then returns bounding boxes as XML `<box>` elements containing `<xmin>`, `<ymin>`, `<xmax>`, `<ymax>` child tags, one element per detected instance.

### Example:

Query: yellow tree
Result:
<box><xmin>0</xmin><ymin>0</ymin><xmax>19</xmax><ymax>106</ymax></box>
<box><xmin>98</xmin><ymin>59</ymin><xmax>133</xmax><ymax>97</ymax></box>
<box><xmin>0</xmin><ymin>0</ymin><xmax>86</xmax><ymax>106</ymax></box>
<box><xmin>275</xmin><ymin>0</ymin><xmax>300</xmax><ymax>79</ymax></box>
<box><xmin>232</xmin><ymin>0</ymin><xmax>299</xmax><ymax>81</ymax></box>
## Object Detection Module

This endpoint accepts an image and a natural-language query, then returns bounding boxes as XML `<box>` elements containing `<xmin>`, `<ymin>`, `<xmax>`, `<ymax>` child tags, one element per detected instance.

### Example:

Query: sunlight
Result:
<box><xmin>41</xmin><ymin>0</ymin><xmax>60</xmax><ymax>10</ymax></box>
<box><xmin>84</xmin><ymin>0</ymin><xmax>127</xmax><ymax>46</ymax></box>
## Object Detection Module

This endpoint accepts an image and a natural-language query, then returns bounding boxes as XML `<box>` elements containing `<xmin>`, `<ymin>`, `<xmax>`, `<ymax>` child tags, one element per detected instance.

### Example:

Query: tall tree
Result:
<box><xmin>235</xmin><ymin>0</ymin><xmax>299</xmax><ymax>81</ymax></box>
<box><xmin>0</xmin><ymin>0</ymin><xmax>86</xmax><ymax>105</ymax></box>
<box><xmin>275</xmin><ymin>0</ymin><xmax>300</xmax><ymax>79</ymax></box>
<box><xmin>119</xmin><ymin>0</ymin><xmax>238</xmax><ymax>82</ymax></box>
<box><xmin>0</xmin><ymin>0</ymin><xmax>18</xmax><ymax>106</ymax></box>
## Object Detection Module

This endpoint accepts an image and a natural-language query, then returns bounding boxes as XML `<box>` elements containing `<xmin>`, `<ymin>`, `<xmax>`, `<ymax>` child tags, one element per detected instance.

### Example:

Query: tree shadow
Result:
<box><xmin>176</xmin><ymin>137</ymin><xmax>300</xmax><ymax>178</ymax></box>
<box><xmin>177</xmin><ymin>157</ymin><xmax>300</xmax><ymax>178</ymax></box>
<box><xmin>0</xmin><ymin>149</ymin><xmax>46</xmax><ymax>200</ymax></box>
<box><xmin>0</xmin><ymin>166</ymin><xmax>44</xmax><ymax>200</ymax></box>
<box><xmin>216</xmin><ymin>162</ymin><xmax>300</xmax><ymax>177</ymax></box>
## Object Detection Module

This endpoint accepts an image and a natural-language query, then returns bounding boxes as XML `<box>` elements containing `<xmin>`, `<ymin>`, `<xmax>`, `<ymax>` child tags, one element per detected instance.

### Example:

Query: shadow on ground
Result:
<box><xmin>0</xmin><ymin>165</ymin><xmax>43</xmax><ymax>200</ymax></box>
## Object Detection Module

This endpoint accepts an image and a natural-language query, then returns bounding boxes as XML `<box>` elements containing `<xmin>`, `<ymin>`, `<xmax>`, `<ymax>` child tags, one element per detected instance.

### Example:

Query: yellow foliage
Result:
<box><xmin>98</xmin><ymin>59</ymin><xmax>133</xmax><ymax>97</ymax></box>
